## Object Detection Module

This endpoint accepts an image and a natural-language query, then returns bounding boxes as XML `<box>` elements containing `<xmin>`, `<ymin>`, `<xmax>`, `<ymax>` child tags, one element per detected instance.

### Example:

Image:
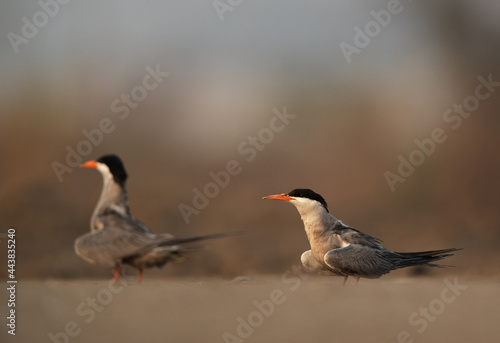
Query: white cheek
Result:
<box><xmin>97</xmin><ymin>164</ymin><xmax>114</xmax><ymax>181</ymax></box>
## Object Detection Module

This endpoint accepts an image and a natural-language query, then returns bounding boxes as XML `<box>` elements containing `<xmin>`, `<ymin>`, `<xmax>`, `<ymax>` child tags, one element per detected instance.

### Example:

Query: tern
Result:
<box><xmin>263</xmin><ymin>189</ymin><xmax>461</xmax><ymax>284</ymax></box>
<box><xmin>75</xmin><ymin>154</ymin><xmax>238</xmax><ymax>282</ymax></box>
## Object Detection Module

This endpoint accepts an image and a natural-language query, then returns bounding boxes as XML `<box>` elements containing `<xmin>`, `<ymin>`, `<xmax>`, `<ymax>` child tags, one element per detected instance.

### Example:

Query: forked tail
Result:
<box><xmin>394</xmin><ymin>248</ymin><xmax>462</xmax><ymax>268</ymax></box>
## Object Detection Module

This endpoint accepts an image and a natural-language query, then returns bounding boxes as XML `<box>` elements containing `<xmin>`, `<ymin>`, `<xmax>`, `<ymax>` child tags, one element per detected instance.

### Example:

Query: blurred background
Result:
<box><xmin>0</xmin><ymin>0</ymin><xmax>499</xmax><ymax>280</ymax></box>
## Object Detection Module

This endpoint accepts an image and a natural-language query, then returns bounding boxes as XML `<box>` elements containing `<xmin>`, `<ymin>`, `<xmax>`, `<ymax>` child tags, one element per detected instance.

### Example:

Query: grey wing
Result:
<box><xmin>324</xmin><ymin>245</ymin><xmax>395</xmax><ymax>278</ymax></box>
<box><xmin>98</xmin><ymin>209</ymin><xmax>154</xmax><ymax>234</ymax></box>
<box><xmin>128</xmin><ymin>216</ymin><xmax>154</xmax><ymax>234</ymax></box>
<box><xmin>335</xmin><ymin>225</ymin><xmax>384</xmax><ymax>249</ymax></box>
<box><xmin>75</xmin><ymin>226</ymin><xmax>158</xmax><ymax>267</ymax></box>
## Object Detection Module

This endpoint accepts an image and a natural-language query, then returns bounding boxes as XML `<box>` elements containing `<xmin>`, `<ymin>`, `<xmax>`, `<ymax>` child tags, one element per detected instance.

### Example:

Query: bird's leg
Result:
<box><xmin>113</xmin><ymin>266</ymin><xmax>120</xmax><ymax>283</ymax></box>
<box><xmin>355</xmin><ymin>276</ymin><xmax>360</xmax><ymax>286</ymax></box>
<box><xmin>343</xmin><ymin>275</ymin><xmax>348</xmax><ymax>286</ymax></box>
<box><xmin>138</xmin><ymin>269</ymin><xmax>143</xmax><ymax>283</ymax></box>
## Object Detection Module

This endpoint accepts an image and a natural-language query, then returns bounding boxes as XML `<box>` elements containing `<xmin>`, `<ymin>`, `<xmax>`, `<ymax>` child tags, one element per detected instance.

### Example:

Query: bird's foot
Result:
<box><xmin>113</xmin><ymin>266</ymin><xmax>120</xmax><ymax>283</ymax></box>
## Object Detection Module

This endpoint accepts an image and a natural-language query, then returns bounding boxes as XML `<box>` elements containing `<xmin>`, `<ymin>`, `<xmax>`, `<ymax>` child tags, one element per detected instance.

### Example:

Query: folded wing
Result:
<box><xmin>324</xmin><ymin>244</ymin><xmax>395</xmax><ymax>278</ymax></box>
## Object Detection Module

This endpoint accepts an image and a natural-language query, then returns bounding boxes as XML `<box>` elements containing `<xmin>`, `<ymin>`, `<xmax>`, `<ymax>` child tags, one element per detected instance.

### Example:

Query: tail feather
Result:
<box><xmin>157</xmin><ymin>231</ymin><xmax>243</xmax><ymax>247</ymax></box>
<box><xmin>393</xmin><ymin>248</ymin><xmax>462</xmax><ymax>269</ymax></box>
<box><xmin>397</xmin><ymin>248</ymin><xmax>462</xmax><ymax>257</ymax></box>
<box><xmin>124</xmin><ymin>231</ymin><xmax>243</xmax><ymax>263</ymax></box>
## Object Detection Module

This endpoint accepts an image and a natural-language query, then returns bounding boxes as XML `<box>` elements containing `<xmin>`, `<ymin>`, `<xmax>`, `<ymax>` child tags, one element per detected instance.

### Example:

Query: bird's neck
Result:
<box><xmin>297</xmin><ymin>206</ymin><xmax>339</xmax><ymax>242</ymax></box>
<box><xmin>299</xmin><ymin>209</ymin><xmax>345</xmax><ymax>260</ymax></box>
<box><xmin>91</xmin><ymin>176</ymin><xmax>130</xmax><ymax>231</ymax></box>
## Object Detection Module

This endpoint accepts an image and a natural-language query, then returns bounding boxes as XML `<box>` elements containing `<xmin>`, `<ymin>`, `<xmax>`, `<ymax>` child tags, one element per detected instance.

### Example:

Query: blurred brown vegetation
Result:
<box><xmin>0</xmin><ymin>1</ymin><xmax>499</xmax><ymax>280</ymax></box>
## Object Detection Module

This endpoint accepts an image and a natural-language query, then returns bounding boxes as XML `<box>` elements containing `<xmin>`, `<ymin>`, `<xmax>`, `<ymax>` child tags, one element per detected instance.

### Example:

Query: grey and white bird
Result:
<box><xmin>263</xmin><ymin>189</ymin><xmax>461</xmax><ymax>284</ymax></box>
<box><xmin>75</xmin><ymin>154</ymin><xmax>237</xmax><ymax>282</ymax></box>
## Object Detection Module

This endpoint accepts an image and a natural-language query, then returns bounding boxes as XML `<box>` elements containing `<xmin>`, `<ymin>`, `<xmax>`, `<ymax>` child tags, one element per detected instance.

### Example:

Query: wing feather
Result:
<box><xmin>324</xmin><ymin>244</ymin><xmax>395</xmax><ymax>278</ymax></box>
<box><xmin>332</xmin><ymin>223</ymin><xmax>383</xmax><ymax>249</ymax></box>
<box><xmin>75</xmin><ymin>211</ymin><xmax>159</xmax><ymax>267</ymax></box>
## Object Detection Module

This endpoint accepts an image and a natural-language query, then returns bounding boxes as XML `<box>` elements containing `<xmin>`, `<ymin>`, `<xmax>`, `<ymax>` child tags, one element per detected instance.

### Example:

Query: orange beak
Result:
<box><xmin>80</xmin><ymin>160</ymin><xmax>98</xmax><ymax>169</ymax></box>
<box><xmin>262</xmin><ymin>193</ymin><xmax>294</xmax><ymax>202</ymax></box>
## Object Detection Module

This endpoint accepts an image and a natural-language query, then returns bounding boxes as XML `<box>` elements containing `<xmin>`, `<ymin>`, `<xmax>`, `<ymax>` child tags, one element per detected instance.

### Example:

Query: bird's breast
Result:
<box><xmin>309</xmin><ymin>233</ymin><xmax>349</xmax><ymax>260</ymax></box>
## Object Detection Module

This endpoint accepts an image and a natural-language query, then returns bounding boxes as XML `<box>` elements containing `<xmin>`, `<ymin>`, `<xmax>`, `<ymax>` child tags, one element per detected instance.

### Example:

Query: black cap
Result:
<box><xmin>288</xmin><ymin>188</ymin><xmax>329</xmax><ymax>212</ymax></box>
<box><xmin>96</xmin><ymin>154</ymin><xmax>128</xmax><ymax>186</ymax></box>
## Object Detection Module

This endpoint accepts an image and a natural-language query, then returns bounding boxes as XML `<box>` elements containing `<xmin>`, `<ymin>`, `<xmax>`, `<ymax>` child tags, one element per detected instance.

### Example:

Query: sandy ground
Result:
<box><xmin>1</xmin><ymin>275</ymin><xmax>499</xmax><ymax>343</ymax></box>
